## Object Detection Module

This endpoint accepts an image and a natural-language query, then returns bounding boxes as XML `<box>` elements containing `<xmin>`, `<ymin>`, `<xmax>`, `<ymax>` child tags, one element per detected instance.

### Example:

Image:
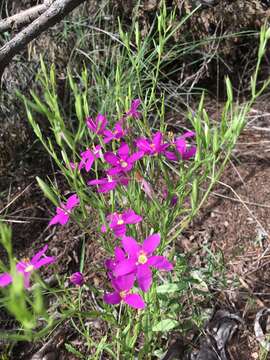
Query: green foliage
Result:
<box><xmin>5</xmin><ymin>4</ymin><xmax>270</xmax><ymax>359</ymax></box>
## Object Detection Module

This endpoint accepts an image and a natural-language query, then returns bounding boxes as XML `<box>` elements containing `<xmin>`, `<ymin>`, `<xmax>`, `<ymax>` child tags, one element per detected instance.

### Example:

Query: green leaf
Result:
<box><xmin>65</xmin><ymin>344</ymin><xmax>84</xmax><ymax>359</ymax></box>
<box><xmin>152</xmin><ymin>319</ymin><xmax>179</xmax><ymax>332</ymax></box>
<box><xmin>36</xmin><ymin>177</ymin><xmax>58</xmax><ymax>206</ymax></box>
<box><xmin>156</xmin><ymin>282</ymin><xmax>187</xmax><ymax>294</ymax></box>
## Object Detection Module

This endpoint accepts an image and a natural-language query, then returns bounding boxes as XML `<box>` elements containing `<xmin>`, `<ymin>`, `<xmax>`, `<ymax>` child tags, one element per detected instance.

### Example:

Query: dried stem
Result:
<box><xmin>0</xmin><ymin>0</ymin><xmax>86</xmax><ymax>81</ymax></box>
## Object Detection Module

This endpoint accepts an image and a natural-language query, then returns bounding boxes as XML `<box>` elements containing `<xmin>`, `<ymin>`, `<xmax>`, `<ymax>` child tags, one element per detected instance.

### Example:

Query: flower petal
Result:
<box><xmin>117</xmin><ymin>143</ymin><xmax>129</xmax><ymax>158</ymax></box>
<box><xmin>129</xmin><ymin>151</ymin><xmax>144</xmax><ymax>163</ymax></box>
<box><xmin>98</xmin><ymin>182</ymin><xmax>117</xmax><ymax>193</ymax></box>
<box><xmin>164</xmin><ymin>151</ymin><xmax>178</xmax><ymax>161</ymax></box>
<box><xmin>87</xmin><ymin>178</ymin><xmax>107</xmax><ymax>185</ymax></box>
<box><xmin>112</xmin><ymin>274</ymin><xmax>135</xmax><ymax>292</ymax></box>
<box><xmin>122</xmin><ymin>209</ymin><xmax>142</xmax><ymax>224</ymax></box>
<box><xmin>183</xmin><ymin>146</ymin><xmax>196</xmax><ymax>160</ymax></box>
<box><xmin>153</xmin><ymin>132</ymin><xmax>162</xmax><ymax>148</ymax></box>
<box><xmin>95</xmin><ymin>113</ymin><xmax>107</xmax><ymax>134</ymax></box>
<box><xmin>31</xmin><ymin>245</ymin><xmax>48</xmax><ymax>264</ymax></box>
<box><xmin>147</xmin><ymin>255</ymin><xmax>173</xmax><ymax>271</ymax></box>
<box><xmin>124</xmin><ymin>293</ymin><xmax>145</xmax><ymax>309</ymax></box>
<box><xmin>114</xmin><ymin>247</ymin><xmax>125</xmax><ymax>261</ymax></box>
<box><xmin>104</xmin><ymin>291</ymin><xmax>121</xmax><ymax>305</ymax></box>
<box><xmin>34</xmin><ymin>256</ymin><xmax>55</xmax><ymax>269</ymax></box>
<box><xmin>66</xmin><ymin>194</ymin><xmax>80</xmax><ymax>210</ymax></box>
<box><xmin>137</xmin><ymin>264</ymin><xmax>152</xmax><ymax>292</ymax></box>
<box><xmin>182</xmin><ymin>131</ymin><xmax>195</xmax><ymax>138</ymax></box>
<box><xmin>175</xmin><ymin>138</ymin><xmax>186</xmax><ymax>155</ymax></box>
<box><xmin>104</xmin><ymin>152</ymin><xmax>119</xmax><ymax>166</ymax></box>
<box><xmin>136</xmin><ymin>138</ymin><xmax>151</xmax><ymax>153</ymax></box>
<box><xmin>49</xmin><ymin>210</ymin><xmax>69</xmax><ymax>226</ymax></box>
<box><xmin>0</xmin><ymin>273</ymin><xmax>12</xmax><ymax>287</ymax></box>
<box><xmin>113</xmin><ymin>224</ymin><xmax>127</xmax><ymax>238</ymax></box>
<box><xmin>113</xmin><ymin>259</ymin><xmax>137</xmax><ymax>277</ymax></box>
<box><xmin>23</xmin><ymin>273</ymin><xmax>31</xmax><ymax>288</ymax></box>
<box><xmin>142</xmin><ymin>233</ymin><xmax>160</xmax><ymax>254</ymax></box>
<box><xmin>121</xmin><ymin>236</ymin><xmax>140</xmax><ymax>257</ymax></box>
<box><xmin>85</xmin><ymin>155</ymin><xmax>95</xmax><ymax>172</ymax></box>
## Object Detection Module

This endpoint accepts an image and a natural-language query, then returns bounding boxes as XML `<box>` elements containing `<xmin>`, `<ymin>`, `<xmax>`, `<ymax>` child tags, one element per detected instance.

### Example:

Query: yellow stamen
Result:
<box><xmin>117</xmin><ymin>219</ymin><xmax>124</xmax><ymax>225</ymax></box>
<box><xmin>121</xmin><ymin>160</ymin><xmax>128</xmax><ymax>168</ymax></box>
<box><xmin>138</xmin><ymin>252</ymin><xmax>148</xmax><ymax>264</ymax></box>
<box><xmin>120</xmin><ymin>290</ymin><xmax>128</xmax><ymax>298</ymax></box>
<box><xmin>25</xmin><ymin>264</ymin><xmax>34</xmax><ymax>273</ymax></box>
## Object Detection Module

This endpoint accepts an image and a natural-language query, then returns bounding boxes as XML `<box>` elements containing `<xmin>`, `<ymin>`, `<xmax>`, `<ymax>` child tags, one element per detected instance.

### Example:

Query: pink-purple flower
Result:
<box><xmin>49</xmin><ymin>194</ymin><xmax>79</xmax><ymax>226</ymax></box>
<box><xmin>103</xmin><ymin>121</ymin><xmax>127</xmax><ymax>143</ymax></box>
<box><xmin>86</xmin><ymin>113</ymin><xmax>107</xmax><ymax>135</ymax></box>
<box><xmin>78</xmin><ymin>145</ymin><xmax>102</xmax><ymax>172</ymax></box>
<box><xmin>125</xmin><ymin>99</ymin><xmax>141</xmax><ymax>119</ymax></box>
<box><xmin>88</xmin><ymin>174</ymin><xmax>129</xmax><ymax>193</ymax></box>
<box><xmin>104</xmin><ymin>143</ymin><xmax>144</xmax><ymax>175</ymax></box>
<box><xmin>175</xmin><ymin>131</ymin><xmax>196</xmax><ymax>160</ymax></box>
<box><xmin>101</xmin><ymin>209</ymin><xmax>142</xmax><ymax>238</ymax></box>
<box><xmin>114</xmin><ymin>234</ymin><xmax>173</xmax><ymax>292</ymax></box>
<box><xmin>0</xmin><ymin>245</ymin><xmax>55</xmax><ymax>288</ymax></box>
<box><xmin>70</xmin><ymin>272</ymin><xmax>84</xmax><ymax>286</ymax></box>
<box><xmin>136</xmin><ymin>132</ymin><xmax>169</xmax><ymax>157</ymax></box>
<box><xmin>104</xmin><ymin>274</ymin><xmax>145</xmax><ymax>309</ymax></box>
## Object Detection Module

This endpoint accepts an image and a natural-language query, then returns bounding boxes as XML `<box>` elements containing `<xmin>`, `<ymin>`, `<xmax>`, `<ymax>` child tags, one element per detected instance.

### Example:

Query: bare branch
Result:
<box><xmin>0</xmin><ymin>0</ymin><xmax>87</xmax><ymax>80</ymax></box>
<box><xmin>0</xmin><ymin>1</ymin><xmax>54</xmax><ymax>34</ymax></box>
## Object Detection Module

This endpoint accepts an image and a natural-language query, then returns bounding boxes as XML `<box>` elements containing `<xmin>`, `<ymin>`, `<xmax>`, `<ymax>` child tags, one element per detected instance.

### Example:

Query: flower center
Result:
<box><xmin>120</xmin><ymin>290</ymin><xmax>128</xmax><ymax>299</ymax></box>
<box><xmin>120</xmin><ymin>160</ymin><xmax>128</xmax><ymax>168</ymax></box>
<box><xmin>117</xmin><ymin>219</ymin><xmax>124</xmax><ymax>225</ymax></box>
<box><xmin>25</xmin><ymin>264</ymin><xmax>34</xmax><ymax>273</ymax></box>
<box><xmin>138</xmin><ymin>251</ymin><xmax>148</xmax><ymax>264</ymax></box>
<box><xmin>150</xmin><ymin>143</ymin><xmax>155</xmax><ymax>150</ymax></box>
<box><xmin>107</xmin><ymin>176</ymin><xmax>113</xmax><ymax>183</ymax></box>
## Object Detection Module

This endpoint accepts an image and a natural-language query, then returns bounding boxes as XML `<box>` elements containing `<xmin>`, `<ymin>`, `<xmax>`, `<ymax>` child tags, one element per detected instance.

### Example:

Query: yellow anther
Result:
<box><xmin>25</xmin><ymin>264</ymin><xmax>34</xmax><ymax>273</ymax></box>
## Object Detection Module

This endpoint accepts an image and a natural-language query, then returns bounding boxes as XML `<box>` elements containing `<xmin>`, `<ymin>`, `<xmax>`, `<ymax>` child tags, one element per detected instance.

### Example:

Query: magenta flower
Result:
<box><xmin>136</xmin><ymin>132</ymin><xmax>169</xmax><ymax>156</ymax></box>
<box><xmin>175</xmin><ymin>131</ymin><xmax>196</xmax><ymax>160</ymax></box>
<box><xmin>86</xmin><ymin>113</ymin><xmax>107</xmax><ymax>135</ymax></box>
<box><xmin>0</xmin><ymin>273</ymin><xmax>12</xmax><ymax>287</ymax></box>
<box><xmin>104</xmin><ymin>274</ymin><xmax>145</xmax><ymax>309</ymax></box>
<box><xmin>0</xmin><ymin>245</ymin><xmax>55</xmax><ymax>288</ymax></box>
<box><xmin>114</xmin><ymin>234</ymin><xmax>173</xmax><ymax>292</ymax></box>
<box><xmin>70</xmin><ymin>272</ymin><xmax>84</xmax><ymax>286</ymax></box>
<box><xmin>103</xmin><ymin>121</ymin><xmax>127</xmax><ymax>143</ymax></box>
<box><xmin>88</xmin><ymin>174</ymin><xmax>129</xmax><ymax>193</ymax></box>
<box><xmin>104</xmin><ymin>143</ymin><xmax>144</xmax><ymax>175</ymax></box>
<box><xmin>78</xmin><ymin>145</ymin><xmax>102</xmax><ymax>172</ymax></box>
<box><xmin>125</xmin><ymin>99</ymin><xmax>141</xmax><ymax>119</ymax></box>
<box><xmin>103</xmin><ymin>209</ymin><xmax>142</xmax><ymax>238</ymax></box>
<box><xmin>49</xmin><ymin>194</ymin><xmax>79</xmax><ymax>226</ymax></box>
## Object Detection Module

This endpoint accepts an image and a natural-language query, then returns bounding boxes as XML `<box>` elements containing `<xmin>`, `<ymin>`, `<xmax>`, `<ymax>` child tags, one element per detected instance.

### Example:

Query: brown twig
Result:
<box><xmin>0</xmin><ymin>0</ymin><xmax>87</xmax><ymax>80</ymax></box>
<box><xmin>0</xmin><ymin>1</ymin><xmax>54</xmax><ymax>34</ymax></box>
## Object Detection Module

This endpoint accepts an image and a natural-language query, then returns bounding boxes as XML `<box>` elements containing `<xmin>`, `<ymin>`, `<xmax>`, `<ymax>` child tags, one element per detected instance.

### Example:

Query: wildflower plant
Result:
<box><xmin>7</xmin><ymin>6</ymin><xmax>270</xmax><ymax>358</ymax></box>
<box><xmin>0</xmin><ymin>223</ymin><xmax>55</xmax><ymax>333</ymax></box>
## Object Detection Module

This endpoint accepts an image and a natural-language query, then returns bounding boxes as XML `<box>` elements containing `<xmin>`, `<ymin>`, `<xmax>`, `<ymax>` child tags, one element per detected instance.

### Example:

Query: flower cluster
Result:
<box><xmin>104</xmin><ymin>233</ymin><xmax>173</xmax><ymax>309</ymax></box>
<box><xmin>46</xmin><ymin>99</ymin><xmax>196</xmax><ymax>309</ymax></box>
